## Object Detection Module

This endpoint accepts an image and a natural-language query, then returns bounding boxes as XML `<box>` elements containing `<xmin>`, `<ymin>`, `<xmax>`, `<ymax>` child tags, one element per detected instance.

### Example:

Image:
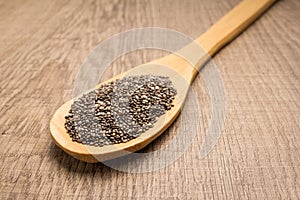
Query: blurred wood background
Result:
<box><xmin>0</xmin><ymin>0</ymin><xmax>299</xmax><ymax>199</ymax></box>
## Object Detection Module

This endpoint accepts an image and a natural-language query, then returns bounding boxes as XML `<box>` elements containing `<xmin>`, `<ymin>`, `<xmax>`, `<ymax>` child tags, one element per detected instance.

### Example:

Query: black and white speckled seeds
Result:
<box><xmin>64</xmin><ymin>75</ymin><xmax>177</xmax><ymax>147</ymax></box>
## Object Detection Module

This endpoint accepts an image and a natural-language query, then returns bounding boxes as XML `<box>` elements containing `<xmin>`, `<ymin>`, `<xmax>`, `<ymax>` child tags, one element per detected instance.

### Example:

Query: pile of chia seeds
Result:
<box><xmin>64</xmin><ymin>75</ymin><xmax>177</xmax><ymax>147</ymax></box>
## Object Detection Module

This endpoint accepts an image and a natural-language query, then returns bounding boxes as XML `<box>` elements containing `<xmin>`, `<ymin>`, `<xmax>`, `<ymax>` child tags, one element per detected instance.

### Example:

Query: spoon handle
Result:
<box><xmin>197</xmin><ymin>0</ymin><xmax>276</xmax><ymax>57</ymax></box>
<box><xmin>176</xmin><ymin>0</ymin><xmax>277</xmax><ymax>74</ymax></box>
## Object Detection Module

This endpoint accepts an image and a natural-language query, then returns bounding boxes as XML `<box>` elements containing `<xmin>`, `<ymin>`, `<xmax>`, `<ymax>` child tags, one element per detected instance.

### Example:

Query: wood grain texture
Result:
<box><xmin>0</xmin><ymin>0</ymin><xmax>299</xmax><ymax>199</ymax></box>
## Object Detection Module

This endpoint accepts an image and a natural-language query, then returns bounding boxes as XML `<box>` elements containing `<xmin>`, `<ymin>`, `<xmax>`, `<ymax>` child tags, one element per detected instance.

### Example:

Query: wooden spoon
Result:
<box><xmin>50</xmin><ymin>0</ymin><xmax>276</xmax><ymax>163</ymax></box>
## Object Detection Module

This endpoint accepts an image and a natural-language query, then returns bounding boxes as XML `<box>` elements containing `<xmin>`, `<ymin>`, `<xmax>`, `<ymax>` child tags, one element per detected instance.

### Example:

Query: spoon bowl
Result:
<box><xmin>50</xmin><ymin>63</ymin><xmax>190</xmax><ymax>162</ymax></box>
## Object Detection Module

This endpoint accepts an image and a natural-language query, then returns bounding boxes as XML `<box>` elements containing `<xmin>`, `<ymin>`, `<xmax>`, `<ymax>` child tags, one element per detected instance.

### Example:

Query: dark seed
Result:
<box><xmin>64</xmin><ymin>75</ymin><xmax>177</xmax><ymax>147</ymax></box>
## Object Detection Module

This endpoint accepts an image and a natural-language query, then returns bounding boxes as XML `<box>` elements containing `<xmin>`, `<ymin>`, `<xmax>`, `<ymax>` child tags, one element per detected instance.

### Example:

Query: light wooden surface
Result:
<box><xmin>0</xmin><ymin>0</ymin><xmax>299</xmax><ymax>199</ymax></box>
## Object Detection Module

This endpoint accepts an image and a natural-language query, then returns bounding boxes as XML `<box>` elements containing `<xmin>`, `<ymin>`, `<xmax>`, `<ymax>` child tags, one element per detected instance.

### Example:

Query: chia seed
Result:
<box><xmin>64</xmin><ymin>75</ymin><xmax>177</xmax><ymax>147</ymax></box>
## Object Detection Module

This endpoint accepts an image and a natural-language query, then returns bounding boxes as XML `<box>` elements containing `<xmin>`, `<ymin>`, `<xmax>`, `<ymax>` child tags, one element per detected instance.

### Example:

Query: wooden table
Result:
<box><xmin>1</xmin><ymin>0</ymin><xmax>299</xmax><ymax>199</ymax></box>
